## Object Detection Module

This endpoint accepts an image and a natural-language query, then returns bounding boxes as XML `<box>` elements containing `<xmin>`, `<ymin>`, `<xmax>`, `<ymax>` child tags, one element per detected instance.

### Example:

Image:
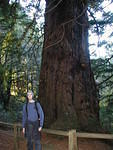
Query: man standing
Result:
<box><xmin>22</xmin><ymin>90</ymin><xmax>44</xmax><ymax>150</ymax></box>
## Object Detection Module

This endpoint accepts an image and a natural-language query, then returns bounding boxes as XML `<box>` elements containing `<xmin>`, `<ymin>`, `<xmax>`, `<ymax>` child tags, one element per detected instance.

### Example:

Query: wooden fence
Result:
<box><xmin>0</xmin><ymin>121</ymin><xmax>113</xmax><ymax>150</ymax></box>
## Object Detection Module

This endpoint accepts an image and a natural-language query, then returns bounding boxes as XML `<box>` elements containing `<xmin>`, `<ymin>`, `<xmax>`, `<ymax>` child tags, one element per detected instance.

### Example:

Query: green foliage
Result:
<box><xmin>0</xmin><ymin>0</ymin><xmax>44</xmax><ymax>109</ymax></box>
<box><xmin>99</xmin><ymin>100</ymin><xmax>113</xmax><ymax>133</ymax></box>
<box><xmin>89</xmin><ymin>0</ymin><xmax>113</xmax><ymax>133</ymax></box>
<box><xmin>91</xmin><ymin>56</ymin><xmax>113</xmax><ymax>132</ymax></box>
<box><xmin>0</xmin><ymin>96</ymin><xmax>23</xmax><ymax>123</ymax></box>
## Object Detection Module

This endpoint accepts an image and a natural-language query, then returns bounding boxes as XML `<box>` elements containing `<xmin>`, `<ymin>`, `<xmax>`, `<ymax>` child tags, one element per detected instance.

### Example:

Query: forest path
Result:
<box><xmin>0</xmin><ymin>129</ymin><xmax>112</xmax><ymax>150</ymax></box>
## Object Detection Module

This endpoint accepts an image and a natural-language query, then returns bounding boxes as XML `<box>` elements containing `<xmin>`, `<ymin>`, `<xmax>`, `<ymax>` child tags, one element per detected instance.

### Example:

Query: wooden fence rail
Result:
<box><xmin>0</xmin><ymin>121</ymin><xmax>113</xmax><ymax>150</ymax></box>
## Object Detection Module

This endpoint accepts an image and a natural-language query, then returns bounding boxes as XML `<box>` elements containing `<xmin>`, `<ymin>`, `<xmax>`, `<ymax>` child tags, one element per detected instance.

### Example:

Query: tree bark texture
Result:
<box><xmin>39</xmin><ymin>0</ymin><xmax>99</xmax><ymax>131</ymax></box>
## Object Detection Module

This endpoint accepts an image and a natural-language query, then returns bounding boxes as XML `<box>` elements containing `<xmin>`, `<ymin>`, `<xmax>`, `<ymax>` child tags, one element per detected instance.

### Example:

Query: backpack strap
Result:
<box><xmin>25</xmin><ymin>101</ymin><xmax>28</xmax><ymax>118</ymax></box>
<box><xmin>35</xmin><ymin>101</ymin><xmax>40</xmax><ymax>119</ymax></box>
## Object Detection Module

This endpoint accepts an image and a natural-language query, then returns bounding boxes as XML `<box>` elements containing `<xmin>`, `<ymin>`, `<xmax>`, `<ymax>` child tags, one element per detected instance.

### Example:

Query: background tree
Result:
<box><xmin>89</xmin><ymin>0</ymin><xmax>113</xmax><ymax>132</ymax></box>
<box><xmin>0</xmin><ymin>1</ymin><xmax>44</xmax><ymax>110</ymax></box>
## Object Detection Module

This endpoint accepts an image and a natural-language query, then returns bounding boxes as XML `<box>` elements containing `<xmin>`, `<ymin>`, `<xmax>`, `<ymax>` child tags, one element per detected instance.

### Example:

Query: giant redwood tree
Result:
<box><xmin>39</xmin><ymin>0</ymin><xmax>100</xmax><ymax>131</ymax></box>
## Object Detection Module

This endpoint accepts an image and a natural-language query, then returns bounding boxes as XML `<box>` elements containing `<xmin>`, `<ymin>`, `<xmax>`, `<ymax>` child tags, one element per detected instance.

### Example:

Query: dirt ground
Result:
<box><xmin>0</xmin><ymin>130</ymin><xmax>113</xmax><ymax>150</ymax></box>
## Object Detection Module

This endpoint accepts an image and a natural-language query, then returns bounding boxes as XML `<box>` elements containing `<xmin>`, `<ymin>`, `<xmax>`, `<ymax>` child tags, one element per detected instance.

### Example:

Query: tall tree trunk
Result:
<box><xmin>39</xmin><ymin>0</ymin><xmax>99</xmax><ymax>131</ymax></box>
<box><xmin>3</xmin><ymin>71</ymin><xmax>12</xmax><ymax>110</ymax></box>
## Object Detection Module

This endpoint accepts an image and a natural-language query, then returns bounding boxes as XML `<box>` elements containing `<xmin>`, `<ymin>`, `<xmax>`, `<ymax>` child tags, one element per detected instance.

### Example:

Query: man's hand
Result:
<box><xmin>22</xmin><ymin>128</ymin><xmax>25</xmax><ymax>134</ymax></box>
<box><xmin>38</xmin><ymin>127</ymin><xmax>42</xmax><ymax>132</ymax></box>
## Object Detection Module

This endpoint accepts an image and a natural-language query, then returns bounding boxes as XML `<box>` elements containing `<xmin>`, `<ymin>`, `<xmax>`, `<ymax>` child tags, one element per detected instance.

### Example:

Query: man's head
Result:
<box><xmin>27</xmin><ymin>90</ymin><xmax>34</xmax><ymax>100</ymax></box>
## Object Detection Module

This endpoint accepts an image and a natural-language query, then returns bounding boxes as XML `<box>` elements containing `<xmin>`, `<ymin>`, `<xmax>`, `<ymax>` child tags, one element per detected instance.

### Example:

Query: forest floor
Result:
<box><xmin>0</xmin><ymin>129</ymin><xmax>113</xmax><ymax>150</ymax></box>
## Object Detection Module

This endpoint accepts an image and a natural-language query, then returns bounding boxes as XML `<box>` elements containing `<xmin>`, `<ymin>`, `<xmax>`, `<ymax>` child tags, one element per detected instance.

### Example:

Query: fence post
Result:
<box><xmin>17</xmin><ymin>125</ymin><xmax>21</xmax><ymax>137</ymax></box>
<box><xmin>69</xmin><ymin>130</ymin><xmax>78</xmax><ymax>150</ymax></box>
<box><xmin>14</xmin><ymin>124</ymin><xmax>18</xmax><ymax>150</ymax></box>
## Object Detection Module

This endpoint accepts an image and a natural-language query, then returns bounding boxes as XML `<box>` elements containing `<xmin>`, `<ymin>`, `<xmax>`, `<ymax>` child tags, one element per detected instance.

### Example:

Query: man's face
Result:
<box><xmin>27</xmin><ymin>93</ymin><xmax>33</xmax><ymax>100</ymax></box>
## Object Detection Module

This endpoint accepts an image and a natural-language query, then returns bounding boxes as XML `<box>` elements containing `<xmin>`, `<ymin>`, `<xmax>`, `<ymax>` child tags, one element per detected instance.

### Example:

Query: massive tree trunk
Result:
<box><xmin>39</xmin><ymin>0</ymin><xmax>99</xmax><ymax>131</ymax></box>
